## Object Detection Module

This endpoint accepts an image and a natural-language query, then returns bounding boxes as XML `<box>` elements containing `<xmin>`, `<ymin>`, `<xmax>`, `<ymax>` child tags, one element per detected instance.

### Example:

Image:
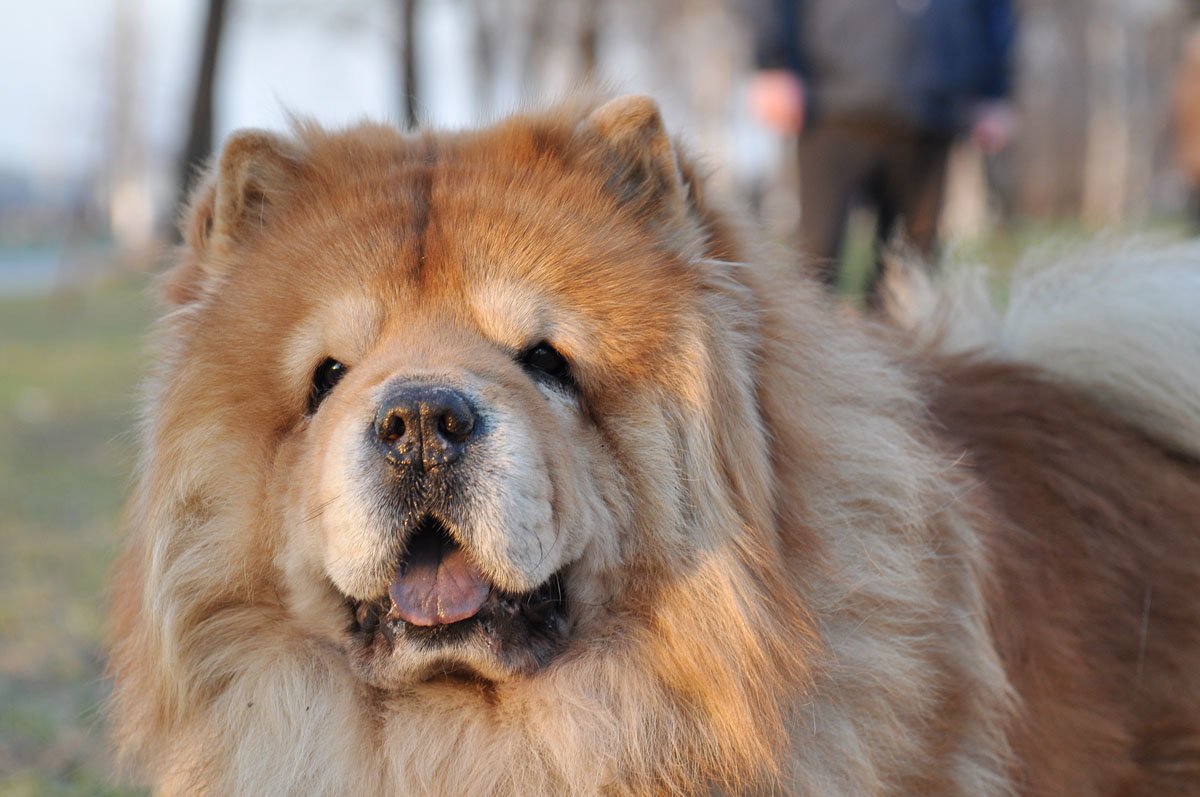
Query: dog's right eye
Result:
<box><xmin>519</xmin><ymin>341</ymin><xmax>573</xmax><ymax>389</ymax></box>
<box><xmin>309</xmin><ymin>357</ymin><xmax>348</xmax><ymax>412</ymax></box>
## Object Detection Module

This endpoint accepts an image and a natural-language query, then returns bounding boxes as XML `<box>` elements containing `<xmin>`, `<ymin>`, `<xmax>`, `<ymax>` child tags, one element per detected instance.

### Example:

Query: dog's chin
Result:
<box><xmin>332</xmin><ymin>520</ymin><xmax>571</xmax><ymax>689</ymax></box>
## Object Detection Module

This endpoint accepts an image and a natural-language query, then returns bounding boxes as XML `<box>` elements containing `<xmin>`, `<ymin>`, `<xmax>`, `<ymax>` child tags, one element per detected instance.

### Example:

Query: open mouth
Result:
<box><xmin>348</xmin><ymin>516</ymin><xmax>569</xmax><ymax>676</ymax></box>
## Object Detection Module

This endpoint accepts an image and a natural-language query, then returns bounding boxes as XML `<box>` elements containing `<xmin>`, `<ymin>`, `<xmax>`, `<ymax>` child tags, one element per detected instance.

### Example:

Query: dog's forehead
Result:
<box><xmin>250</xmin><ymin>126</ymin><xmax>697</xmax><ymax>352</ymax></box>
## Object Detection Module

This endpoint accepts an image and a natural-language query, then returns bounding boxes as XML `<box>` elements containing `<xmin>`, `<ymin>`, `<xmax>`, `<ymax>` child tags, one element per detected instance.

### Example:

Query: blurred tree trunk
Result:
<box><xmin>1082</xmin><ymin>6</ymin><xmax>1130</xmax><ymax>225</ymax></box>
<box><xmin>578</xmin><ymin>0</ymin><xmax>600</xmax><ymax>80</ymax></box>
<box><xmin>178</xmin><ymin>0</ymin><xmax>228</xmax><ymax>206</ymax></box>
<box><xmin>472</xmin><ymin>0</ymin><xmax>497</xmax><ymax>114</ymax></box>
<box><xmin>521</xmin><ymin>0</ymin><xmax>554</xmax><ymax>91</ymax></box>
<box><xmin>1015</xmin><ymin>0</ymin><xmax>1089</xmax><ymax>217</ymax></box>
<box><xmin>400</xmin><ymin>0</ymin><xmax>419</xmax><ymax>129</ymax></box>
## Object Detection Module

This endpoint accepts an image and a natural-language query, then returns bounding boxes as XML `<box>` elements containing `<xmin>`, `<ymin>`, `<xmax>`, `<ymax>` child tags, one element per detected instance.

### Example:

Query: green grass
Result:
<box><xmin>0</xmin><ymin>274</ymin><xmax>152</xmax><ymax>796</ymax></box>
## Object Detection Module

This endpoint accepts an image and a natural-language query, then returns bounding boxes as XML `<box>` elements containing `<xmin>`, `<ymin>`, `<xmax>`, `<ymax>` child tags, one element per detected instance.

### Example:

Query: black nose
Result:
<box><xmin>374</xmin><ymin>385</ymin><xmax>478</xmax><ymax>470</ymax></box>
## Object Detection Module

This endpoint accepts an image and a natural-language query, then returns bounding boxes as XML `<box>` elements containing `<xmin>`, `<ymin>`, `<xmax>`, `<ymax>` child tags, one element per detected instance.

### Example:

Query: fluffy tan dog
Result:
<box><xmin>108</xmin><ymin>95</ymin><xmax>1200</xmax><ymax>795</ymax></box>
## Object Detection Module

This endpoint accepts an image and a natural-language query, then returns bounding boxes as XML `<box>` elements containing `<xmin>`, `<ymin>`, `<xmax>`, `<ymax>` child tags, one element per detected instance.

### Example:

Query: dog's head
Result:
<box><xmin>149</xmin><ymin>96</ymin><xmax>778</xmax><ymax>690</ymax></box>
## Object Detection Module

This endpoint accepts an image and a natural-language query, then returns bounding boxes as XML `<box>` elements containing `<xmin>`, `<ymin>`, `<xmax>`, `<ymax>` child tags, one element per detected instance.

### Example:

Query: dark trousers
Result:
<box><xmin>797</xmin><ymin>118</ymin><xmax>952</xmax><ymax>302</ymax></box>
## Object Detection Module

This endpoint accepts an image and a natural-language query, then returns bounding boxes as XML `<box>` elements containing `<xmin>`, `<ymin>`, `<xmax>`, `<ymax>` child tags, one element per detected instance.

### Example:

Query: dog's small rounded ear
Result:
<box><xmin>574</xmin><ymin>95</ymin><xmax>688</xmax><ymax>217</ymax></box>
<box><xmin>202</xmin><ymin>130</ymin><xmax>303</xmax><ymax>251</ymax></box>
<box><xmin>166</xmin><ymin>131</ymin><xmax>305</xmax><ymax>306</ymax></box>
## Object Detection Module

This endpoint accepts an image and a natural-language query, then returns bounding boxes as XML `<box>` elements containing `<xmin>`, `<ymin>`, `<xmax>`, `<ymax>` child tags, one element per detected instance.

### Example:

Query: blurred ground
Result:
<box><xmin>0</xmin><ymin>272</ymin><xmax>150</xmax><ymax>796</ymax></box>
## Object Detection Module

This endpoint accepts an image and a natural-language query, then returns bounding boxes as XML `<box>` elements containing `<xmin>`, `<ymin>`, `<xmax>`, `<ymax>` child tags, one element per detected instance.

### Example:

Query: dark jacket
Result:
<box><xmin>751</xmin><ymin>0</ymin><xmax>1015</xmax><ymax>134</ymax></box>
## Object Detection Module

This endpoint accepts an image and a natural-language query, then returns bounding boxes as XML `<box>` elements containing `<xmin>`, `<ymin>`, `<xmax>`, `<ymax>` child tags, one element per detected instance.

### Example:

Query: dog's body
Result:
<box><xmin>108</xmin><ymin>96</ymin><xmax>1200</xmax><ymax>794</ymax></box>
<box><xmin>929</xmin><ymin>356</ymin><xmax>1200</xmax><ymax>793</ymax></box>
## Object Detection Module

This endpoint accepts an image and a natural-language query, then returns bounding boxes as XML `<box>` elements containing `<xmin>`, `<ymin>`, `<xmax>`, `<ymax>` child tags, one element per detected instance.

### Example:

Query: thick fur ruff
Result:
<box><xmin>884</xmin><ymin>239</ymin><xmax>1200</xmax><ymax>460</ymax></box>
<box><xmin>107</xmin><ymin>97</ymin><xmax>1200</xmax><ymax>795</ymax></box>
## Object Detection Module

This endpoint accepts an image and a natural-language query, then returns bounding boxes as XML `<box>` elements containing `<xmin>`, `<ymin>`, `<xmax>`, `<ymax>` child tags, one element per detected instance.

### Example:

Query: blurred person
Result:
<box><xmin>748</xmin><ymin>0</ymin><xmax>1016</xmax><ymax>305</ymax></box>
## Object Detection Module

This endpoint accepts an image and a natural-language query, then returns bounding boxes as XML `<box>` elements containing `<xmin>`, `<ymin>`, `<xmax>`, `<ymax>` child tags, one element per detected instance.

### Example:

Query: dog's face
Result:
<box><xmin>280</xmin><ymin>246</ymin><xmax>637</xmax><ymax>688</ymax></box>
<box><xmin>161</xmin><ymin>98</ymin><xmax>745</xmax><ymax>690</ymax></box>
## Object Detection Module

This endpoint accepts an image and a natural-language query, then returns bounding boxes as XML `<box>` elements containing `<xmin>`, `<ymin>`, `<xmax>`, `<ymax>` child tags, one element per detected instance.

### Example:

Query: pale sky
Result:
<box><xmin>1</xmin><ymin>0</ymin><xmax>476</xmax><ymax>180</ymax></box>
<box><xmin>1</xmin><ymin>0</ymin><xmax>770</xmax><ymax>191</ymax></box>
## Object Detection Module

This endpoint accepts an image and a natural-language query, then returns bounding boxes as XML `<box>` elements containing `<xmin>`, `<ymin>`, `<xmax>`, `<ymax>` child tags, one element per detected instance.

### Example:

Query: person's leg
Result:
<box><xmin>797</xmin><ymin>122</ymin><xmax>878</xmax><ymax>289</ymax></box>
<box><xmin>854</xmin><ymin>154</ymin><xmax>895</xmax><ymax>309</ymax></box>
<box><xmin>863</xmin><ymin>128</ymin><xmax>952</xmax><ymax>303</ymax></box>
<box><xmin>897</xmin><ymin>131</ymin><xmax>952</xmax><ymax>255</ymax></box>
<box><xmin>870</xmin><ymin>161</ymin><xmax>898</xmax><ymax>258</ymax></box>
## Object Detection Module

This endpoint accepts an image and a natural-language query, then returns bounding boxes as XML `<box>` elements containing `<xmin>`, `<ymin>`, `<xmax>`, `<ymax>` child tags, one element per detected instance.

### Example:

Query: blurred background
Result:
<box><xmin>2</xmin><ymin>0</ymin><xmax>1198</xmax><ymax>792</ymax></box>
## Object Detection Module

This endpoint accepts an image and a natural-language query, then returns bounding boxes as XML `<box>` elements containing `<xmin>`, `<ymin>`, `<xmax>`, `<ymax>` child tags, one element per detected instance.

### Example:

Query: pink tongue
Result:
<box><xmin>388</xmin><ymin>542</ymin><xmax>490</xmax><ymax>626</ymax></box>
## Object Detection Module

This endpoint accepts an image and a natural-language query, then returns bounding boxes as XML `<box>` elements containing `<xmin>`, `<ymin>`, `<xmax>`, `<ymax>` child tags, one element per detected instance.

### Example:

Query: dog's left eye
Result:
<box><xmin>520</xmin><ymin>341</ymin><xmax>572</xmax><ymax>386</ymax></box>
<box><xmin>309</xmin><ymin>357</ymin><xmax>348</xmax><ymax>413</ymax></box>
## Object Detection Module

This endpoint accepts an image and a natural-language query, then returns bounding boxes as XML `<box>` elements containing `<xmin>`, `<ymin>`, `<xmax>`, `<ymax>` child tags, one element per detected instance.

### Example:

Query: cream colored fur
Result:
<box><xmin>884</xmin><ymin>239</ymin><xmax>1200</xmax><ymax>460</ymax></box>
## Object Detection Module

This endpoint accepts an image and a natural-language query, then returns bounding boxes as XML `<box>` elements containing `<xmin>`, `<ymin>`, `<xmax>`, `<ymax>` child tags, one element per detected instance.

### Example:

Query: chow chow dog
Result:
<box><xmin>107</xmin><ymin>95</ymin><xmax>1200</xmax><ymax>794</ymax></box>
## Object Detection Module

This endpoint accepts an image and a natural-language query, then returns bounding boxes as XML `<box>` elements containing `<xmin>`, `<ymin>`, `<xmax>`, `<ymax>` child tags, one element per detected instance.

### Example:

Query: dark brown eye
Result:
<box><xmin>519</xmin><ymin>341</ymin><xmax>572</xmax><ymax>387</ymax></box>
<box><xmin>309</xmin><ymin>358</ymin><xmax>347</xmax><ymax>412</ymax></box>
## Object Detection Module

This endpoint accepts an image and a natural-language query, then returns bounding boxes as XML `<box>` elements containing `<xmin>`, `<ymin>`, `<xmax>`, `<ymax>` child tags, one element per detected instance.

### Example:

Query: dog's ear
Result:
<box><xmin>575</xmin><ymin>95</ymin><xmax>689</xmax><ymax>220</ymax></box>
<box><xmin>165</xmin><ymin>131</ymin><xmax>304</xmax><ymax>306</ymax></box>
<box><xmin>190</xmin><ymin>130</ymin><xmax>304</xmax><ymax>253</ymax></box>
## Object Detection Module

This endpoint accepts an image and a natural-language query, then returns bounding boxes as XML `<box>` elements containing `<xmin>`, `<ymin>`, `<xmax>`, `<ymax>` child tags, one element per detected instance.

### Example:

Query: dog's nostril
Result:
<box><xmin>377</xmin><ymin>411</ymin><xmax>407</xmax><ymax>442</ymax></box>
<box><xmin>437</xmin><ymin>406</ymin><xmax>474</xmax><ymax>442</ymax></box>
